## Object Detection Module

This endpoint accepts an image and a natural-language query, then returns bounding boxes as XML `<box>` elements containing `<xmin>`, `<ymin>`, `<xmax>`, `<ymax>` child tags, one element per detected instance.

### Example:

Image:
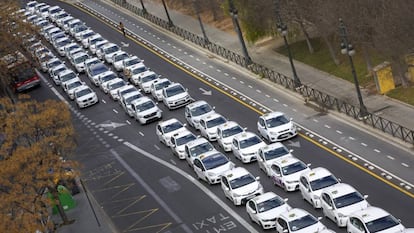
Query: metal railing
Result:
<box><xmin>106</xmin><ymin>0</ymin><xmax>414</xmax><ymax>144</ymax></box>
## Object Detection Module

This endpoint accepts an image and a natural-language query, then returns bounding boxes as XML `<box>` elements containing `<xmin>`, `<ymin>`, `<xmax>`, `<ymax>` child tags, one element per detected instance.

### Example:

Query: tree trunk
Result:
<box><xmin>322</xmin><ymin>35</ymin><xmax>340</xmax><ymax>65</ymax></box>
<box><xmin>299</xmin><ymin>20</ymin><xmax>314</xmax><ymax>54</ymax></box>
<box><xmin>362</xmin><ymin>46</ymin><xmax>373</xmax><ymax>75</ymax></box>
<box><xmin>209</xmin><ymin>0</ymin><xmax>218</xmax><ymax>21</ymax></box>
<box><xmin>392</xmin><ymin>59</ymin><xmax>410</xmax><ymax>87</ymax></box>
<box><xmin>50</xmin><ymin>187</ymin><xmax>71</xmax><ymax>226</ymax></box>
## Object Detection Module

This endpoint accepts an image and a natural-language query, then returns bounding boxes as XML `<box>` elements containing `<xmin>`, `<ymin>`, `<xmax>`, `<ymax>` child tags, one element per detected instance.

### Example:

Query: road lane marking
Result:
<box><xmin>387</xmin><ymin>155</ymin><xmax>395</xmax><ymax>160</ymax></box>
<box><xmin>113</xmin><ymin>109</ymin><xmax>118</xmax><ymax>114</ymax></box>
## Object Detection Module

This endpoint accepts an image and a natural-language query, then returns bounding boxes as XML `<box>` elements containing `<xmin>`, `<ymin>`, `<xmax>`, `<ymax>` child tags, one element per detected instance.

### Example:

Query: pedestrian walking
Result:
<box><xmin>119</xmin><ymin>21</ymin><xmax>126</xmax><ymax>36</ymax></box>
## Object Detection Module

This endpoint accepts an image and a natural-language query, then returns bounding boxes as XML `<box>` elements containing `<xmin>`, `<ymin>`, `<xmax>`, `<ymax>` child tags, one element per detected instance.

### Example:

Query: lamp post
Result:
<box><xmin>228</xmin><ymin>0</ymin><xmax>252</xmax><ymax>66</ymax></box>
<box><xmin>338</xmin><ymin>18</ymin><xmax>368</xmax><ymax>119</ymax></box>
<box><xmin>193</xmin><ymin>0</ymin><xmax>209</xmax><ymax>45</ymax></box>
<box><xmin>161</xmin><ymin>0</ymin><xmax>173</xmax><ymax>27</ymax></box>
<box><xmin>139</xmin><ymin>0</ymin><xmax>147</xmax><ymax>15</ymax></box>
<box><xmin>274</xmin><ymin>0</ymin><xmax>302</xmax><ymax>89</ymax></box>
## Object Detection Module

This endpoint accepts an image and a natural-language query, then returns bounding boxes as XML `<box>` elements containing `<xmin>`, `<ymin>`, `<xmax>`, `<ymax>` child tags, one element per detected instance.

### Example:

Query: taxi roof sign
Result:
<box><xmin>288</xmin><ymin>213</ymin><xmax>296</xmax><ymax>218</ymax></box>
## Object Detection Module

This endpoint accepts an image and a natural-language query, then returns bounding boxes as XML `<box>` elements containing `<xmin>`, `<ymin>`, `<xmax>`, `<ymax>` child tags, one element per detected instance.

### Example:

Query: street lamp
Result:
<box><xmin>161</xmin><ymin>0</ymin><xmax>173</xmax><ymax>27</ymax></box>
<box><xmin>274</xmin><ymin>0</ymin><xmax>302</xmax><ymax>89</ymax></box>
<box><xmin>193</xmin><ymin>0</ymin><xmax>209</xmax><ymax>45</ymax></box>
<box><xmin>338</xmin><ymin>18</ymin><xmax>368</xmax><ymax>119</ymax></box>
<box><xmin>228</xmin><ymin>0</ymin><xmax>252</xmax><ymax>66</ymax></box>
<box><xmin>139</xmin><ymin>0</ymin><xmax>147</xmax><ymax>15</ymax></box>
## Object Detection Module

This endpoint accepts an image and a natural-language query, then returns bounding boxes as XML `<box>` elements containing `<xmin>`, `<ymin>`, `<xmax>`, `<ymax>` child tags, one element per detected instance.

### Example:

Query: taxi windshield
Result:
<box><xmin>289</xmin><ymin>214</ymin><xmax>318</xmax><ymax>231</ymax></box>
<box><xmin>220</xmin><ymin>126</ymin><xmax>241</xmax><ymax>138</ymax></box>
<box><xmin>257</xmin><ymin>197</ymin><xmax>284</xmax><ymax>213</ymax></box>
<box><xmin>67</xmin><ymin>81</ymin><xmax>82</xmax><ymax>90</ymax></box>
<box><xmin>125</xmin><ymin>93</ymin><xmax>143</xmax><ymax>105</ymax></box>
<box><xmin>165</xmin><ymin>85</ymin><xmax>185</xmax><ymax>97</ymax></box>
<box><xmin>333</xmin><ymin>192</ymin><xmax>364</xmax><ymax>209</ymax></box>
<box><xmin>74</xmin><ymin>54</ymin><xmax>88</xmax><ymax>63</ymax></box>
<box><xmin>61</xmin><ymin>72</ymin><xmax>76</xmax><ymax>82</ymax></box>
<box><xmin>206</xmin><ymin>117</ymin><xmax>226</xmax><ymax>128</ymax></box>
<box><xmin>142</xmin><ymin>74</ymin><xmax>157</xmax><ymax>83</ymax></box>
<box><xmin>109</xmin><ymin>81</ymin><xmax>125</xmax><ymax>90</ymax></box>
<box><xmin>125</xmin><ymin>58</ymin><xmax>141</xmax><ymax>66</ymax></box>
<box><xmin>239</xmin><ymin>136</ymin><xmax>262</xmax><ymax>149</ymax></box>
<box><xmin>229</xmin><ymin>174</ymin><xmax>255</xmax><ymax>189</ymax></box>
<box><xmin>310</xmin><ymin>175</ymin><xmax>338</xmax><ymax>191</ymax></box>
<box><xmin>132</xmin><ymin>66</ymin><xmax>147</xmax><ymax>74</ymax></box>
<box><xmin>162</xmin><ymin>122</ymin><xmax>183</xmax><ymax>134</ymax></box>
<box><xmin>76</xmin><ymin>88</ymin><xmax>92</xmax><ymax>97</ymax></box>
<box><xmin>189</xmin><ymin>142</ymin><xmax>213</xmax><ymax>157</ymax></box>
<box><xmin>191</xmin><ymin>104</ymin><xmax>212</xmax><ymax>116</ymax></box>
<box><xmin>176</xmin><ymin>134</ymin><xmax>196</xmax><ymax>146</ymax></box>
<box><xmin>266</xmin><ymin>115</ymin><xmax>289</xmax><ymax>128</ymax></box>
<box><xmin>105</xmin><ymin>45</ymin><xmax>119</xmax><ymax>54</ymax></box>
<box><xmin>101</xmin><ymin>74</ymin><xmax>117</xmax><ymax>83</ymax></box>
<box><xmin>136</xmin><ymin>101</ymin><xmax>155</xmax><ymax>112</ymax></box>
<box><xmin>366</xmin><ymin>215</ymin><xmax>400</xmax><ymax>233</ymax></box>
<box><xmin>282</xmin><ymin>162</ymin><xmax>307</xmax><ymax>176</ymax></box>
<box><xmin>264</xmin><ymin>147</ymin><xmax>289</xmax><ymax>160</ymax></box>
<box><xmin>114</xmin><ymin>53</ymin><xmax>128</xmax><ymax>62</ymax></box>
<box><xmin>202</xmin><ymin>154</ymin><xmax>228</xmax><ymax>170</ymax></box>
<box><xmin>155</xmin><ymin>80</ymin><xmax>171</xmax><ymax>90</ymax></box>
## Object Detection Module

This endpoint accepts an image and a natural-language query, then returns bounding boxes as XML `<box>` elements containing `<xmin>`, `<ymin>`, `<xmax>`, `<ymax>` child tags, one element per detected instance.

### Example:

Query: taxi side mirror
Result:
<box><xmin>317</xmin><ymin>217</ymin><xmax>323</xmax><ymax>221</ymax></box>
<box><xmin>363</xmin><ymin>195</ymin><xmax>369</xmax><ymax>199</ymax></box>
<box><xmin>255</xmin><ymin>176</ymin><xmax>260</xmax><ymax>181</ymax></box>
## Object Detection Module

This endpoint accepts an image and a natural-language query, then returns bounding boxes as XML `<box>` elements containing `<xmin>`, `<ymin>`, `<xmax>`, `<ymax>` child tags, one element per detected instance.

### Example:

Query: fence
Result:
<box><xmin>107</xmin><ymin>0</ymin><xmax>414</xmax><ymax>144</ymax></box>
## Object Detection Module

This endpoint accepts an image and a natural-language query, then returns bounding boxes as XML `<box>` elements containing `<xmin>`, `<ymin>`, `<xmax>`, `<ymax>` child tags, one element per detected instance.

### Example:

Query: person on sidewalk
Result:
<box><xmin>119</xmin><ymin>21</ymin><xmax>126</xmax><ymax>36</ymax></box>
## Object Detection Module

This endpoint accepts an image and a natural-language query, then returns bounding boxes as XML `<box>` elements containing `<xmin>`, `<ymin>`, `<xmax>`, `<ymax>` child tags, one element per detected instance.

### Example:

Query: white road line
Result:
<box><xmin>387</xmin><ymin>155</ymin><xmax>395</xmax><ymax>160</ymax></box>
<box><xmin>248</xmin><ymin>85</ymin><xmax>253</xmax><ymax>88</ymax></box>
<box><xmin>273</xmin><ymin>98</ymin><xmax>279</xmax><ymax>102</ymax></box>
<box><xmin>374</xmin><ymin>149</ymin><xmax>381</xmax><ymax>153</ymax></box>
<box><xmin>256</xmin><ymin>89</ymin><xmax>261</xmax><ymax>93</ymax></box>
<box><xmin>232</xmin><ymin>76</ymin><xmax>236</xmax><ymax>80</ymax></box>
<box><xmin>139</xmin><ymin>132</ymin><xmax>144</xmax><ymax>136</ymax></box>
<box><xmin>349</xmin><ymin>136</ymin><xmax>355</xmax><ymax>140</ymax></box>
<box><xmin>313</xmin><ymin>119</ymin><xmax>319</xmax><ymax>123</ymax></box>
<box><xmin>402</xmin><ymin>163</ymin><xmax>409</xmax><ymax>167</ymax></box>
<box><xmin>361</xmin><ymin>142</ymin><xmax>368</xmax><ymax>147</ymax></box>
<box><xmin>240</xmin><ymin>81</ymin><xmax>244</xmax><ymax>84</ymax></box>
<box><xmin>102</xmin><ymin>99</ymin><xmax>106</xmax><ymax>104</ymax></box>
<box><xmin>126</xmin><ymin>120</ymin><xmax>131</xmax><ymax>125</ymax></box>
<box><xmin>154</xmin><ymin>145</ymin><xmax>160</xmax><ymax>150</ymax></box>
<box><xmin>224</xmin><ymin>73</ymin><xmax>229</xmax><ymax>76</ymax></box>
<box><xmin>336</xmin><ymin>130</ymin><xmax>343</xmax><ymax>134</ymax></box>
<box><xmin>123</xmin><ymin>142</ymin><xmax>259</xmax><ymax>233</ymax></box>
<box><xmin>170</xmin><ymin>159</ymin><xmax>176</xmax><ymax>165</ymax></box>
<box><xmin>265</xmin><ymin>94</ymin><xmax>270</xmax><ymax>98</ymax></box>
<box><xmin>283</xmin><ymin>103</ymin><xmax>288</xmax><ymax>107</ymax></box>
<box><xmin>324</xmin><ymin>125</ymin><xmax>331</xmax><ymax>129</ymax></box>
<box><xmin>216</xmin><ymin>69</ymin><xmax>221</xmax><ymax>72</ymax></box>
<box><xmin>113</xmin><ymin>109</ymin><xmax>118</xmax><ymax>114</ymax></box>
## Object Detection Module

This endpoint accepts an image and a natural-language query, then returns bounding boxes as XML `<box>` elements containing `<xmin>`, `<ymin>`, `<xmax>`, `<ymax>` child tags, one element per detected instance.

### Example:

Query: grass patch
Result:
<box><xmin>386</xmin><ymin>86</ymin><xmax>414</xmax><ymax>106</ymax></box>
<box><xmin>276</xmin><ymin>38</ymin><xmax>383</xmax><ymax>87</ymax></box>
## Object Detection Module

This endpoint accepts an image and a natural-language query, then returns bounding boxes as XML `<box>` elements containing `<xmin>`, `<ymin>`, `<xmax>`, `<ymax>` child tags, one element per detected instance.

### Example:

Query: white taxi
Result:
<box><xmin>136</xmin><ymin>70</ymin><xmax>159</xmax><ymax>93</ymax></box>
<box><xmin>220</xmin><ymin>167</ymin><xmax>264</xmax><ymax>206</ymax></box>
<box><xmin>112</xmin><ymin>51</ymin><xmax>129</xmax><ymax>71</ymax></box>
<box><xmin>74</xmin><ymin>85</ymin><xmax>98</xmax><ymax>109</ymax></box>
<box><xmin>246</xmin><ymin>192</ymin><xmax>291</xmax><ymax>230</ymax></box>
<box><xmin>170</xmin><ymin>130</ymin><xmax>197</xmax><ymax>159</ymax></box>
<box><xmin>199</xmin><ymin>113</ymin><xmax>227</xmax><ymax>141</ymax></box>
<box><xmin>270</xmin><ymin>156</ymin><xmax>310</xmax><ymax>192</ymax></box>
<box><xmin>162</xmin><ymin>83</ymin><xmax>192</xmax><ymax>110</ymax></box>
<box><xmin>276</xmin><ymin>208</ymin><xmax>327</xmax><ymax>233</ymax></box>
<box><xmin>130</xmin><ymin>96</ymin><xmax>162</xmax><ymax>125</ymax></box>
<box><xmin>122</xmin><ymin>56</ymin><xmax>143</xmax><ymax>73</ymax></box>
<box><xmin>126</xmin><ymin>63</ymin><xmax>148</xmax><ymax>84</ymax></box>
<box><xmin>99</xmin><ymin>43</ymin><xmax>120</xmax><ymax>63</ymax></box>
<box><xmin>217</xmin><ymin>121</ymin><xmax>245</xmax><ymax>152</ymax></box>
<box><xmin>257</xmin><ymin>142</ymin><xmax>292</xmax><ymax>176</ymax></box>
<box><xmin>63</xmin><ymin>79</ymin><xmax>84</xmax><ymax>100</ymax></box>
<box><xmin>185</xmin><ymin>100</ymin><xmax>215</xmax><ymax>130</ymax></box>
<box><xmin>257</xmin><ymin>112</ymin><xmax>297</xmax><ymax>142</ymax></box>
<box><xmin>321</xmin><ymin>183</ymin><xmax>369</xmax><ymax>227</ymax></box>
<box><xmin>299</xmin><ymin>167</ymin><xmax>340</xmax><ymax>208</ymax></box>
<box><xmin>231</xmin><ymin>132</ymin><xmax>266</xmax><ymax>163</ymax></box>
<box><xmin>150</xmin><ymin>78</ymin><xmax>172</xmax><ymax>101</ymax></box>
<box><xmin>120</xmin><ymin>91</ymin><xmax>144</xmax><ymax>117</ymax></box>
<box><xmin>97</xmin><ymin>71</ymin><xmax>118</xmax><ymax>89</ymax></box>
<box><xmin>156</xmin><ymin>118</ymin><xmax>186</xmax><ymax>147</ymax></box>
<box><xmin>185</xmin><ymin>137</ymin><xmax>215</xmax><ymax>167</ymax></box>
<box><xmin>347</xmin><ymin>207</ymin><xmax>411</xmax><ymax>233</ymax></box>
<box><xmin>193</xmin><ymin>151</ymin><xmax>235</xmax><ymax>184</ymax></box>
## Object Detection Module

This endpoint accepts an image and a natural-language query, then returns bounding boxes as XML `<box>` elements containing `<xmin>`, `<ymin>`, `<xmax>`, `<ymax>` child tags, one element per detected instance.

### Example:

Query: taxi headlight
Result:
<box><xmin>207</xmin><ymin>172</ymin><xmax>216</xmax><ymax>176</ymax></box>
<box><xmin>270</xmin><ymin>131</ymin><xmax>277</xmax><ymax>135</ymax></box>
<box><xmin>285</xmin><ymin>180</ymin><xmax>295</xmax><ymax>184</ymax></box>
<box><xmin>233</xmin><ymin>193</ymin><xmax>243</xmax><ymax>197</ymax></box>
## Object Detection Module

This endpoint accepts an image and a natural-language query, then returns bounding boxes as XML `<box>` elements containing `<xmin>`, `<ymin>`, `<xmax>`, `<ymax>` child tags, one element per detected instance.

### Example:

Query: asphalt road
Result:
<box><xmin>26</xmin><ymin>0</ymin><xmax>414</xmax><ymax>232</ymax></box>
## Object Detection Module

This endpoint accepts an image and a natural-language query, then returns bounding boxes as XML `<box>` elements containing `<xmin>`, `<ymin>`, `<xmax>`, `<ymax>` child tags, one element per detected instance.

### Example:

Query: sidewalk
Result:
<box><xmin>129</xmin><ymin>0</ymin><xmax>414</xmax><ymax>131</ymax></box>
<box><xmin>52</xmin><ymin>180</ymin><xmax>117</xmax><ymax>233</ymax></box>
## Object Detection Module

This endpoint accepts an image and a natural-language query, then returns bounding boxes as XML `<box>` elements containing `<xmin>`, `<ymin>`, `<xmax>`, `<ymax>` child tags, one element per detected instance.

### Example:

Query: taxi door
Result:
<box><xmin>270</xmin><ymin>164</ymin><xmax>283</xmax><ymax>187</ymax></box>
<box><xmin>193</xmin><ymin>159</ymin><xmax>206</xmax><ymax>181</ymax></box>
<box><xmin>299</xmin><ymin>176</ymin><xmax>312</xmax><ymax>203</ymax></box>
